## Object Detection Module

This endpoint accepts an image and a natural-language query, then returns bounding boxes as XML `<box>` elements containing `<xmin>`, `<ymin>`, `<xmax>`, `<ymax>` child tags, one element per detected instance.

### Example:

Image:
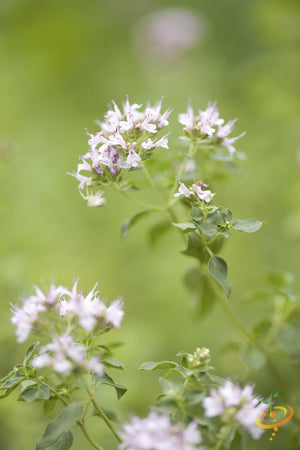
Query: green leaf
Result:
<box><xmin>23</xmin><ymin>342</ymin><xmax>40</xmax><ymax>365</ymax></box>
<box><xmin>232</xmin><ymin>218</ymin><xmax>263</xmax><ymax>233</ymax></box>
<box><xmin>275</xmin><ymin>324</ymin><xmax>300</xmax><ymax>363</ymax></box>
<box><xmin>120</xmin><ymin>181</ymin><xmax>140</xmax><ymax>191</ymax></box>
<box><xmin>43</xmin><ymin>398</ymin><xmax>59</xmax><ymax>416</ymax></box>
<box><xmin>172</xmin><ymin>222</ymin><xmax>197</xmax><ymax>232</ymax></box>
<box><xmin>191</xmin><ymin>207</ymin><xmax>204</xmax><ymax>222</ymax></box>
<box><xmin>18</xmin><ymin>384</ymin><xmax>51</xmax><ymax>402</ymax></box>
<box><xmin>227</xmin><ymin>429</ymin><xmax>243</xmax><ymax>450</ymax></box>
<box><xmin>241</xmin><ymin>346</ymin><xmax>266</xmax><ymax>370</ymax></box>
<box><xmin>0</xmin><ymin>369</ymin><xmax>18</xmax><ymax>386</ymax></box>
<box><xmin>208</xmin><ymin>256</ymin><xmax>232</xmax><ymax>297</ymax></box>
<box><xmin>252</xmin><ymin>319</ymin><xmax>272</xmax><ymax>340</ymax></box>
<box><xmin>148</xmin><ymin>221</ymin><xmax>171</xmax><ymax>245</ymax></box>
<box><xmin>181</xmin><ymin>232</ymin><xmax>209</xmax><ymax>263</ymax></box>
<box><xmin>92</xmin><ymin>373</ymin><xmax>127</xmax><ymax>399</ymax></box>
<box><xmin>120</xmin><ymin>210</ymin><xmax>155</xmax><ymax>238</ymax></box>
<box><xmin>184</xmin><ymin>267</ymin><xmax>217</xmax><ymax>318</ymax></box>
<box><xmin>37</xmin><ymin>431</ymin><xmax>73</xmax><ymax>450</ymax></box>
<box><xmin>208</xmin><ymin>235</ymin><xmax>225</xmax><ymax>254</ymax></box>
<box><xmin>267</xmin><ymin>270</ymin><xmax>294</xmax><ymax>289</ymax></box>
<box><xmin>197</xmin><ymin>223</ymin><xmax>218</xmax><ymax>237</ymax></box>
<box><xmin>273</xmin><ymin>391</ymin><xmax>281</xmax><ymax>398</ymax></box>
<box><xmin>103</xmin><ymin>359</ymin><xmax>125</xmax><ymax>370</ymax></box>
<box><xmin>185</xmin><ymin>390</ymin><xmax>205</xmax><ymax>406</ymax></box>
<box><xmin>36</xmin><ymin>402</ymin><xmax>84</xmax><ymax>449</ymax></box>
<box><xmin>158</xmin><ymin>377</ymin><xmax>181</xmax><ymax>394</ymax></box>
<box><xmin>1</xmin><ymin>373</ymin><xmax>26</xmax><ymax>389</ymax></box>
<box><xmin>105</xmin><ymin>340</ymin><xmax>124</xmax><ymax>350</ymax></box>
<box><xmin>18</xmin><ymin>387</ymin><xmax>39</xmax><ymax>402</ymax></box>
<box><xmin>208</xmin><ymin>375</ymin><xmax>227</xmax><ymax>386</ymax></box>
<box><xmin>139</xmin><ymin>361</ymin><xmax>178</xmax><ymax>371</ymax></box>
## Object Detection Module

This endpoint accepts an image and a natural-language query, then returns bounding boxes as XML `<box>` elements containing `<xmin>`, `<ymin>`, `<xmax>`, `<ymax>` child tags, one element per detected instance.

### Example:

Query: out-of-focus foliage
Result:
<box><xmin>0</xmin><ymin>0</ymin><xmax>299</xmax><ymax>449</ymax></box>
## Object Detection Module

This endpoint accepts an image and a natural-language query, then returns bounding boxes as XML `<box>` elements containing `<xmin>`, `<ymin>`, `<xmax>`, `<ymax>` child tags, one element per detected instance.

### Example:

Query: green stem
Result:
<box><xmin>142</xmin><ymin>164</ymin><xmax>180</xmax><ymax>225</ymax></box>
<box><xmin>212</xmin><ymin>284</ymin><xmax>255</xmax><ymax>344</ymax></box>
<box><xmin>264</xmin><ymin>301</ymin><xmax>300</xmax><ymax>351</ymax></box>
<box><xmin>35</xmin><ymin>380</ymin><xmax>104</xmax><ymax>450</ymax></box>
<box><xmin>91</xmin><ymin>398</ymin><xmax>122</xmax><ymax>443</ymax></box>
<box><xmin>79</xmin><ymin>423</ymin><xmax>105</xmax><ymax>450</ymax></box>
<box><xmin>142</xmin><ymin>165</ymin><xmax>168</xmax><ymax>206</ymax></box>
<box><xmin>213</xmin><ymin>426</ymin><xmax>233</xmax><ymax>450</ymax></box>
<box><xmin>205</xmin><ymin>234</ymin><xmax>219</xmax><ymax>247</ymax></box>
<box><xmin>113</xmin><ymin>183</ymin><xmax>164</xmax><ymax>210</ymax></box>
<box><xmin>33</xmin><ymin>379</ymin><xmax>68</xmax><ymax>406</ymax></box>
<box><xmin>201</xmin><ymin>271</ymin><xmax>290</xmax><ymax>396</ymax></box>
<box><xmin>169</xmin><ymin>142</ymin><xmax>197</xmax><ymax>200</ymax></box>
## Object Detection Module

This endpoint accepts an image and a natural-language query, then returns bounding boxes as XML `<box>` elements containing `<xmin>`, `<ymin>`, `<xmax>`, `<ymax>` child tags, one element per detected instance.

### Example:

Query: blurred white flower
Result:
<box><xmin>120</xmin><ymin>412</ymin><xmax>202</xmax><ymax>450</ymax></box>
<box><xmin>11</xmin><ymin>279</ymin><xmax>125</xmax><ymax>342</ymax></box>
<box><xmin>32</xmin><ymin>333</ymin><xmax>104</xmax><ymax>376</ymax></box>
<box><xmin>79</xmin><ymin>189</ymin><xmax>106</xmax><ymax>207</ymax></box>
<box><xmin>135</xmin><ymin>8</ymin><xmax>208</xmax><ymax>63</ymax></box>
<box><xmin>203</xmin><ymin>380</ymin><xmax>265</xmax><ymax>439</ymax></box>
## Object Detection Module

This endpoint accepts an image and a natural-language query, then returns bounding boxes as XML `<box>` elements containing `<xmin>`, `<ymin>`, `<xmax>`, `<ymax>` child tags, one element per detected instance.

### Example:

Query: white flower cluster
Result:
<box><xmin>11</xmin><ymin>280</ymin><xmax>124</xmax><ymax>342</ymax></box>
<box><xmin>32</xmin><ymin>333</ymin><xmax>104</xmax><ymax>376</ymax></box>
<box><xmin>174</xmin><ymin>180</ymin><xmax>215</xmax><ymax>203</ymax></box>
<box><xmin>69</xmin><ymin>96</ymin><xmax>172</xmax><ymax>200</ymax></box>
<box><xmin>179</xmin><ymin>102</ymin><xmax>245</xmax><ymax>155</ymax></box>
<box><xmin>203</xmin><ymin>380</ymin><xmax>265</xmax><ymax>439</ymax></box>
<box><xmin>119</xmin><ymin>412</ymin><xmax>202</xmax><ymax>450</ymax></box>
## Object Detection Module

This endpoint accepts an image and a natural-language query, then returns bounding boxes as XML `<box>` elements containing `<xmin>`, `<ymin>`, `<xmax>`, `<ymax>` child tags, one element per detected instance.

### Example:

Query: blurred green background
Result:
<box><xmin>0</xmin><ymin>0</ymin><xmax>299</xmax><ymax>448</ymax></box>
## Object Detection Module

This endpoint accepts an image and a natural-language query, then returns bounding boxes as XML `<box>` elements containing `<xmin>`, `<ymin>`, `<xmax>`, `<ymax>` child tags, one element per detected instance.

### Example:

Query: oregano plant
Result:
<box><xmin>1</xmin><ymin>97</ymin><xmax>299</xmax><ymax>449</ymax></box>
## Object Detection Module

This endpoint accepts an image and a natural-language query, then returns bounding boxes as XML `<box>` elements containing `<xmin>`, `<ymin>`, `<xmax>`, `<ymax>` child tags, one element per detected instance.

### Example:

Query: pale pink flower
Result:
<box><xmin>106</xmin><ymin>298</ymin><xmax>124</xmax><ymax>328</ymax></box>
<box><xmin>32</xmin><ymin>333</ymin><xmax>104</xmax><ymax>376</ymax></box>
<box><xmin>120</xmin><ymin>412</ymin><xmax>202</xmax><ymax>450</ymax></box>
<box><xmin>174</xmin><ymin>181</ymin><xmax>194</xmax><ymax>198</ymax></box>
<box><xmin>203</xmin><ymin>380</ymin><xmax>265</xmax><ymax>440</ymax></box>
<box><xmin>69</xmin><ymin>97</ymin><xmax>171</xmax><ymax>202</ymax></box>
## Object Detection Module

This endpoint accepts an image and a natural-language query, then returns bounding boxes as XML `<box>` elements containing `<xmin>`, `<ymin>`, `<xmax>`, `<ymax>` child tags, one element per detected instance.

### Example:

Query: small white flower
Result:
<box><xmin>86</xmin><ymin>356</ymin><xmax>104</xmax><ymax>376</ymax></box>
<box><xmin>32</xmin><ymin>333</ymin><xmax>104</xmax><ymax>377</ymax></box>
<box><xmin>203</xmin><ymin>380</ymin><xmax>265</xmax><ymax>440</ymax></box>
<box><xmin>120</xmin><ymin>412</ymin><xmax>202</xmax><ymax>450</ymax></box>
<box><xmin>178</xmin><ymin>105</ymin><xmax>195</xmax><ymax>130</ymax></box>
<box><xmin>174</xmin><ymin>181</ymin><xmax>193</xmax><ymax>198</ymax></box>
<box><xmin>80</xmin><ymin>189</ymin><xmax>106</xmax><ymax>207</ymax></box>
<box><xmin>106</xmin><ymin>298</ymin><xmax>124</xmax><ymax>328</ymax></box>
<box><xmin>219</xmin><ymin>132</ymin><xmax>246</xmax><ymax>156</ymax></box>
